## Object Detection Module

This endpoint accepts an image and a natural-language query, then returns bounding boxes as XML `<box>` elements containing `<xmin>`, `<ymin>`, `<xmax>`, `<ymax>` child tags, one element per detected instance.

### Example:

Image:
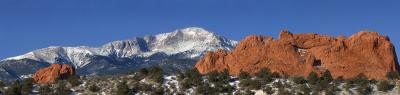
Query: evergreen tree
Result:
<box><xmin>326</xmin><ymin>83</ymin><xmax>340</xmax><ymax>95</ymax></box>
<box><xmin>39</xmin><ymin>85</ymin><xmax>52</xmax><ymax>95</ymax></box>
<box><xmin>377</xmin><ymin>80</ymin><xmax>393</xmax><ymax>92</ymax></box>
<box><xmin>116</xmin><ymin>81</ymin><xmax>131</xmax><ymax>95</ymax></box>
<box><xmin>239</xmin><ymin>79</ymin><xmax>261</xmax><ymax>90</ymax></box>
<box><xmin>5</xmin><ymin>80</ymin><xmax>21</xmax><ymax>95</ymax></box>
<box><xmin>299</xmin><ymin>84</ymin><xmax>311</xmax><ymax>95</ymax></box>
<box><xmin>277</xmin><ymin>87</ymin><xmax>290</xmax><ymax>95</ymax></box>
<box><xmin>147</xmin><ymin>66</ymin><xmax>164</xmax><ymax>84</ymax></box>
<box><xmin>334</xmin><ymin>76</ymin><xmax>344</xmax><ymax>84</ymax></box>
<box><xmin>344</xmin><ymin>80</ymin><xmax>353</xmax><ymax>91</ymax></box>
<box><xmin>21</xmin><ymin>78</ymin><xmax>34</xmax><ymax>95</ymax></box>
<box><xmin>207</xmin><ymin>71</ymin><xmax>220</xmax><ymax>83</ymax></box>
<box><xmin>0</xmin><ymin>81</ymin><xmax>5</xmax><ymax>88</ymax></box>
<box><xmin>220</xmin><ymin>69</ymin><xmax>230</xmax><ymax>83</ymax></box>
<box><xmin>317</xmin><ymin>70</ymin><xmax>333</xmax><ymax>90</ymax></box>
<box><xmin>54</xmin><ymin>81</ymin><xmax>71</xmax><ymax>95</ymax></box>
<box><xmin>256</xmin><ymin>68</ymin><xmax>273</xmax><ymax>84</ymax></box>
<box><xmin>88</xmin><ymin>84</ymin><xmax>100</xmax><ymax>92</ymax></box>
<box><xmin>195</xmin><ymin>83</ymin><xmax>217</xmax><ymax>95</ymax></box>
<box><xmin>256</xmin><ymin>68</ymin><xmax>271</xmax><ymax>79</ymax></box>
<box><xmin>184</xmin><ymin>68</ymin><xmax>203</xmax><ymax>86</ymax></box>
<box><xmin>207</xmin><ymin>69</ymin><xmax>230</xmax><ymax>84</ymax></box>
<box><xmin>263</xmin><ymin>86</ymin><xmax>275</xmax><ymax>94</ymax></box>
<box><xmin>150</xmin><ymin>86</ymin><xmax>164</xmax><ymax>95</ymax></box>
<box><xmin>321</xmin><ymin>70</ymin><xmax>333</xmax><ymax>83</ymax></box>
<box><xmin>234</xmin><ymin>89</ymin><xmax>254</xmax><ymax>95</ymax></box>
<box><xmin>133</xmin><ymin>68</ymin><xmax>149</xmax><ymax>81</ymax></box>
<box><xmin>354</xmin><ymin>74</ymin><xmax>372</xmax><ymax>95</ymax></box>
<box><xmin>67</xmin><ymin>75</ymin><xmax>81</xmax><ymax>87</ymax></box>
<box><xmin>307</xmin><ymin>71</ymin><xmax>319</xmax><ymax>85</ymax></box>
<box><xmin>292</xmin><ymin>76</ymin><xmax>307</xmax><ymax>84</ymax></box>
<box><xmin>238</xmin><ymin>70</ymin><xmax>251</xmax><ymax>80</ymax></box>
<box><xmin>271</xmin><ymin>72</ymin><xmax>281</xmax><ymax>79</ymax></box>
<box><xmin>386</xmin><ymin>71</ymin><xmax>400</xmax><ymax>80</ymax></box>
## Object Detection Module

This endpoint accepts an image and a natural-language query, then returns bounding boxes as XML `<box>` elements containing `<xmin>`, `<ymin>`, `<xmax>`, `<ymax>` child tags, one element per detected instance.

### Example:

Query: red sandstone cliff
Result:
<box><xmin>32</xmin><ymin>64</ymin><xmax>76</xmax><ymax>84</ymax></box>
<box><xmin>195</xmin><ymin>30</ymin><xmax>399</xmax><ymax>80</ymax></box>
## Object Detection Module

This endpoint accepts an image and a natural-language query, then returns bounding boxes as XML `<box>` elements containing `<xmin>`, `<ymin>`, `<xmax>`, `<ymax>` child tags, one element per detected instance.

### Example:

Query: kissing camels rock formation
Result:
<box><xmin>195</xmin><ymin>30</ymin><xmax>399</xmax><ymax>80</ymax></box>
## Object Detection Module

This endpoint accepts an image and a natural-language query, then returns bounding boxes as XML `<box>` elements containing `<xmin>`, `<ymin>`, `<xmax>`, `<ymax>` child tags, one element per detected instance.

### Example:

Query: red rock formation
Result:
<box><xmin>195</xmin><ymin>30</ymin><xmax>399</xmax><ymax>80</ymax></box>
<box><xmin>32</xmin><ymin>64</ymin><xmax>76</xmax><ymax>84</ymax></box>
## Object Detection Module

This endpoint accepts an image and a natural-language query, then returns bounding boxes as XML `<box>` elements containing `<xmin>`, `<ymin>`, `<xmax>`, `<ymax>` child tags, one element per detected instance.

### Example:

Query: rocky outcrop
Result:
<box><xmin>32</xmin><ymin>64</ymin><xmax>75</xmax><ymax>84</ymax></box>
<box><xmin>195</xmin><ymin>30</ymin><xmax>399</xmax><ymax>80</ymax></box>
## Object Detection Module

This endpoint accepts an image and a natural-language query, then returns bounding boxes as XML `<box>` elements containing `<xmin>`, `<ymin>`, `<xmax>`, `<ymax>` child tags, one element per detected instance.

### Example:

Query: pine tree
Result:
<box><xmin>238</xmin><ymin>70</ymin><xmax>251</xmax><ymax>80</ymax></box>
<box><xmin>0</xmin><ymin>81</ymin><xmax>5</xmax><ymax>88</ymax></box>
<box><xmin>116</xmin><ymin>81</ymin><xmax>131</xmax><ymax>95</ymax></box>
<box><xmin>321</xmin><ymin>70</ymin><xmax>333</xmax><ymax>83</ymax></box>
<box><xmin>354</xmin><ymin>74</ymin><xmax>372</xmax><ymax>95</ymax></box>
<box><xmin>89</xmin><ymin>84</ymin><xmax>100</xmax><ymax>92</ymax></box>
<box><xmin>256</xmin><ymin>68</ymin><xmax>273</xmax><ymax>84</ymax></box>
<box><xmin>263</xmin><ymin>86</ymin><xmax>275</xmax><ymax>94</ymax></box>
<box><xmin>256</xmin><ymin>68</ymin><xmax>271</xmax><ymax>79</ymax></box>
<box><xmin>67</xmin><ymin>75</ymin><xmax>81</xmax><ymax>87</ymax></box>
<box><xmin>39</xmin><ymin>85</ymin><xmax>52</xmax><ymax>95</ymax></box>
<box><xmin>307</xmin><ymin>71</ymin><xmax>319</xmax><ymax>85</ymax></box>
<box><xmin>54</xmin><ymin>81</ymin><xmax>71</xmax><ymax>95</ymax></box>
<box><xmin>21</xmin><ymin>78</ymin><xmax>34</xmax><ymax>95</ymax></box>
<box><xmin>147</xmin><ymin>66</ymin><xmax>164</xmax><ymax>84</ymax></box>
<box><xmin>5</xmin><ymin>80</ymin><xmax>22</xmax><ymax>95</ymax></box>
<box><xmin>292</xmin><ymin>76</ymin><xmax>307</xmax><ymax>84</ymax></box>
<box><xmin>299</xmin><ymin>84</ymin><xmax>311</xmax><ymax>95</ymax></box>
<box><xmin>386</xmin><ymin>71</ymin><xmax>400</xmax><ymax>80</ymax></box>
<box><xmin>377</xmin><ymin>80</ymin><xmax>393</xmax><ymax>92</ymax></box>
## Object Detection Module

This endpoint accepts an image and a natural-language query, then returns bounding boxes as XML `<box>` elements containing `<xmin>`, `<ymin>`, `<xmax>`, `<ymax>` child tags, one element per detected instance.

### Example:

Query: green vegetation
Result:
<box><xmin>386</xmin><ymin>71</ymin><xmax>400</xmax><ymax>80</ymax></box>
<box><xmin>377</xmin><ymin>80</ymin><xmax>393</xmax><ymax>92</ymax></box>
<box><xmin>351</xmin><ymin>74</ymin><xmax>372</xmax><ymax>95</ymax></box>
<box><xmin>292</xmin><ymin>76</ymin><xmax>307</xmax><ymax>84</ymax></box>
<box><xmin>5</xmin><ymin>80</ymin><xmax>21</xmax><ymax>95</ymax></box>
<box><xmin>195</xmin><ymin>83</ymin><xmax>217</xmax><ymax>95</ymax></box>
<box><xmin>256</xmin><ymin>68</ymin><xmax>274</xmax><ymax>84</ymax></box>
<box><xmin>54</xmin><ymin>81</ymin><xmax>71</xmax><ymax>95</ymax></box>
<box><xmin>4</xmin><ymin>78</ymin><xmax>34</xmax><ymax>95</ymax></box>
<box><xmin>21</xmin><ymin>78</ymin><xmax>34</xmax><ymax>95</ymax></box>
<box><xmin>0</xmin><ymin>81</ymin><xmax>5</xmax><ymax>88</ymax></box>
<box><xmin>238</xmin><ymin>70</ymin><xmax>251</xmax><ymax>80</ymax></box>
<box><xmin>67</xmin><ymin>75</ymin><xmax>81</xmax><ymax>87</ymax></box>
<box><xmin>307</xmin><ymin>71</ymin><xmax>319</xmax><ymax>85</ymax></box>
<box><xmin>39</xmin><ymin>85</ymin><xmax>52</xmax><ymax>95</ymax></box>
<box><xmin>263</xmin><ymin>86</ymin><xmax>275</xmax><ymax>94</ymax></box>
<box><xmin>299</xmin><ymin>84</ymin><xmax>311</xmax><ymax>95</ymax></box>
<box><xmin>2</xmin><ymin>67</ymin><xmax>400</xmax><ymax>95</ymax></box>
<box><xmin>178</xmin><ymin>68</ymin><xmax>203</xmax><ymax>91</ymax></box>
<box><xmin>206</xmin><ymin>69</ymin><xmax>230</xmax><ymax>84</ymax></box>
<box><xmin>239</xmin><ymin>78</ymin><xmax>261</xmax><ymax>90</ymax></box>
<box><xmin>147</xmin><ymin>67</ymin><xmax>164</xmax><ymax>84</ymax></box>
<box><xmin>88</xmin><ymin>84</ymin><xmax>100</xmax><ymax>92</ymax></box>
<box><xmin>116</xmin><ymin>81</ymin><xmax>131</xmax><ymax>95</ymax></box>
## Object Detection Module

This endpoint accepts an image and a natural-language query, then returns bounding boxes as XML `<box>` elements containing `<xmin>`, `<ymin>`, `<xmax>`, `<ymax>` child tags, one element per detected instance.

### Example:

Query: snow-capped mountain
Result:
<box><xmin>0</xmin><ymin>27</ymin><xmax>237</xmax><ymax>80</ymax></box>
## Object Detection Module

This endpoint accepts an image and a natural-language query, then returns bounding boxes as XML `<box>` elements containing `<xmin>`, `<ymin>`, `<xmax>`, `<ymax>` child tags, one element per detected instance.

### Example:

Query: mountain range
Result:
<box><xmin>0</xmin><ymin>27</ymin><xmax>238</xmax><ymax>80</ymax></box>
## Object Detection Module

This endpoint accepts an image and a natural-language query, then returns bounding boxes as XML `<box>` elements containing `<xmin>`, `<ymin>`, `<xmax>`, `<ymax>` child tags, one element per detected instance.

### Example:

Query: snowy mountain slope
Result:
<box><xmin>3</xmin><ymin>27</ymin><xmax>237</xmax><ymax>68</ymax></box>
<box><xmin>0</xmin><ymin>27</ymin><xmax>237</xmax><ymax>80</ymax></box>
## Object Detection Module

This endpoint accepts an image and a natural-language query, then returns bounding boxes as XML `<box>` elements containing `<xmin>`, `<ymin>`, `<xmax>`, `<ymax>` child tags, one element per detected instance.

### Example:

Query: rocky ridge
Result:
<box><xmin>196</xmin><ymin>30</ymin><xmax>399</xmax><ymax>80</ymax></box>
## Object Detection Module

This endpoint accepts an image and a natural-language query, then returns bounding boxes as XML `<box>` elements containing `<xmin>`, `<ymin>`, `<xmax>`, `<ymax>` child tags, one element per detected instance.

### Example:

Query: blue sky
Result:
<box><xmin>0</xmin><ymin>0</ymin><xmax>399</xmax><ymax>59</ymax></box>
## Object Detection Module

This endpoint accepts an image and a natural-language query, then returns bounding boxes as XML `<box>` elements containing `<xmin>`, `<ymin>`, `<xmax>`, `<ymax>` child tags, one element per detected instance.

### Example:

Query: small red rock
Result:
<box><xmin>32</xmin><ymin>64</ymin><xmax>75</xmax><ymax>84</ymax></box>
